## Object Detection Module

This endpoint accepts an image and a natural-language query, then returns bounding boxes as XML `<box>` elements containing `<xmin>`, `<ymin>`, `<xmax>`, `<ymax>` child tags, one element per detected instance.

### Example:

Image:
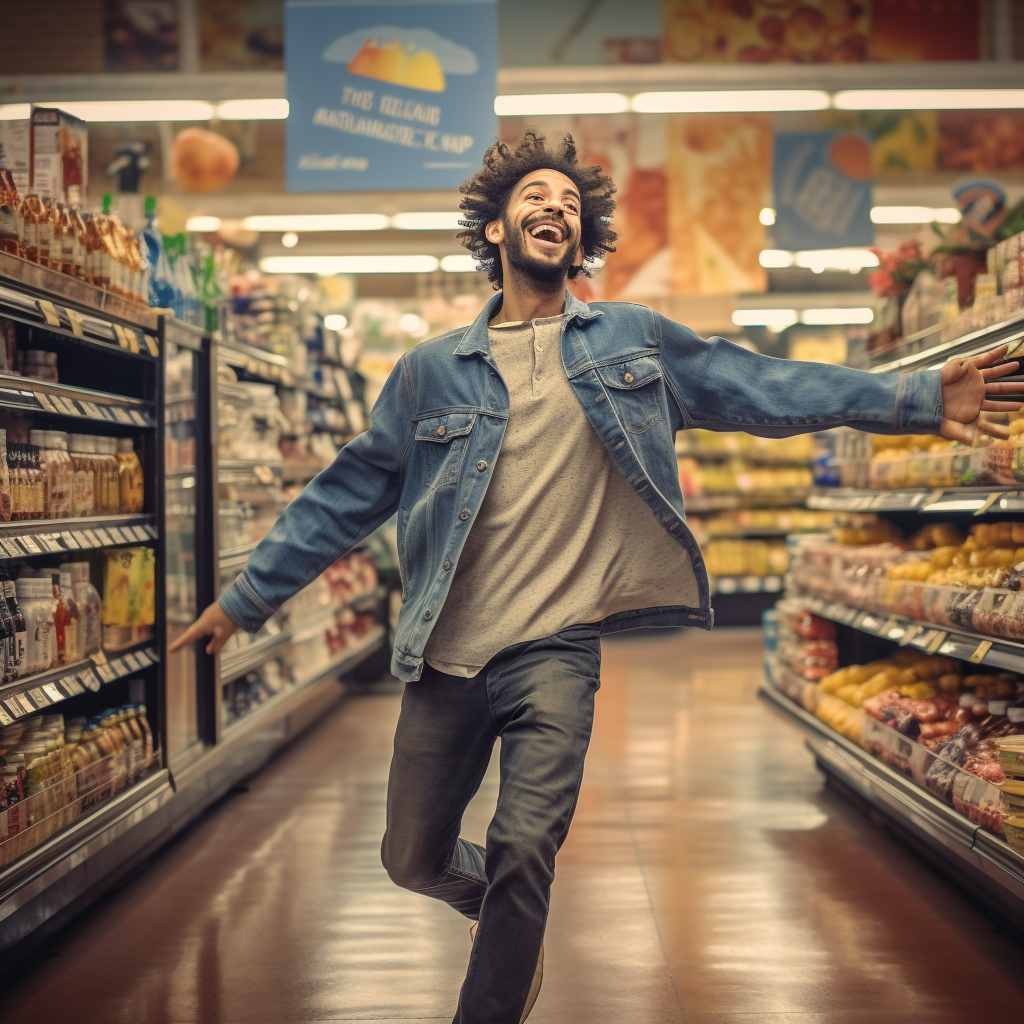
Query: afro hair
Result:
<box><xmin>457</xmin><ymin>130</ymin><xmax>617</xmax><ymax>289</ymax></box>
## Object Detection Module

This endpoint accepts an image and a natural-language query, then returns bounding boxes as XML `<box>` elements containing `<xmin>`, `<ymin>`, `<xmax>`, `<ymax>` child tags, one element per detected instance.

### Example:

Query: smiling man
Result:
<box><xmin>172</xmin><ymin>131</ymin><xmax>1020</xmax><ymax>1024</ymax></box>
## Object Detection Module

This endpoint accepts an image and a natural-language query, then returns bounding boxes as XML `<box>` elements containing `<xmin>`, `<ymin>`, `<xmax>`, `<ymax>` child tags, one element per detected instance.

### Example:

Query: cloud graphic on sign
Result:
<box><xmin>323</xmin><ymin>25</ymin><xmax>478</xmax><ymax>94</ymax></box>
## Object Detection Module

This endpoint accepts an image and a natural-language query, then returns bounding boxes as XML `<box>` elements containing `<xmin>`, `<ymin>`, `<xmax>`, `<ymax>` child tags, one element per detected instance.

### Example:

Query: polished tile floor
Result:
<box><xmin>3</xmin><ymin>629</ymin><xmax>1023</xmax><ymax>1023</ymax></box>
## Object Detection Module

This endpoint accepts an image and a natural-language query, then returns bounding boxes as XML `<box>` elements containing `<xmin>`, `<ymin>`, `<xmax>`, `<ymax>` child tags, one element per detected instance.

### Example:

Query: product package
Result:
<box><xmin>30</xmin><ymin>107</ymin><xmax>88</xmax><ymax>206</ymax></box>
<box><xmin>0</xmin><ymin>119</ymin><xmax>30</xmax><ymax>195</ymax></box>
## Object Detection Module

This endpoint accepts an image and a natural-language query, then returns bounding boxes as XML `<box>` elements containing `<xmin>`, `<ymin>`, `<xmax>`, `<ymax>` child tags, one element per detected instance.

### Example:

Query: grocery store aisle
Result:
<box><xmin>3</xmin><ymin>629</ymin><xmax>1024</xmax><ymax>1024</ymax></box>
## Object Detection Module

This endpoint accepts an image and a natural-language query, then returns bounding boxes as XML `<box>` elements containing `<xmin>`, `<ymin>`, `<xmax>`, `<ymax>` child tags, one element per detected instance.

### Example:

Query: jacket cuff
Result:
<box><xmin>897</xmin><ymin>366</ymin><xmax>944</xmax><ymax>432</ymax></box>
<box><xmin>218</xmin><ymin>571</ymin><xmax>277</xmax><ymax>635</ymax></box>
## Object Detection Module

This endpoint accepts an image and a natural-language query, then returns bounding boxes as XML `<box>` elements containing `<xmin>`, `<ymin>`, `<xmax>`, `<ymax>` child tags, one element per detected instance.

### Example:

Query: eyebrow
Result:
<box><xmin>519</xmin><ymin>180</ymin><xmax>581</xmax><ymax>203</ymax></box>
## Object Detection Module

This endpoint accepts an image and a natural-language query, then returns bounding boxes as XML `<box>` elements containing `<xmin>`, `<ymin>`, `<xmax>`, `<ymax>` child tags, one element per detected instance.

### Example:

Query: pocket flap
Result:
<box><xmin>414</xmin><ymin>412</ymin><xmax>477</xmax><ymax>442</ymax></box>
<box><xmin>596</xmin><ymin>355</ymin><xmax>662</xmax><ymax>390</ymax></box>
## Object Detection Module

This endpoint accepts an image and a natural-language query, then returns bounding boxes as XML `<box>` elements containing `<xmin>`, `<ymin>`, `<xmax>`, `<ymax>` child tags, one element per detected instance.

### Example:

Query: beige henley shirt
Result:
<box><xmin>423</xmin><ymin>314</ymin><xmax>698</xmax><ymax>678</ymax></box>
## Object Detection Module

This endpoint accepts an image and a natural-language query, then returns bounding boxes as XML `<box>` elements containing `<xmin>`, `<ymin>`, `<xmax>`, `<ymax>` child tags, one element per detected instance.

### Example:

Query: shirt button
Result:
<box><xmin>476</xmin><ymin>460</ymin><xmax>487</xmax><ymax>471</ymax></box>
<box><xmin>436</xmin><ymin>425</ymin><xmax>446</xmax><ymax>436</ymax></box>
<box><xmin>459</xmin><ymin>509</ymin><xmax>470</xmax><ymax>520</ymax></box>
<box><xmin>423</xmin><ymin>609</ymin><xmax>432</xmax><ymax>620</ymax></box>
<box><xmin>623</xmin><ymin>372</ymin><xmax>634</xmax><ymax>384</ymax></box>
<box><xmin>443</xmin><ymin>560</ymin><xmax>451</xmax><ymax>571</ymax></box>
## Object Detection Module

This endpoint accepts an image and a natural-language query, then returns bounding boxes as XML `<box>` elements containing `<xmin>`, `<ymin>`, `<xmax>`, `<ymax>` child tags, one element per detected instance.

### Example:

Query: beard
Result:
<box><xmin>502</xmin><ymin>214</ymin><xmax>579</xmax><ymax>285</ymax></box>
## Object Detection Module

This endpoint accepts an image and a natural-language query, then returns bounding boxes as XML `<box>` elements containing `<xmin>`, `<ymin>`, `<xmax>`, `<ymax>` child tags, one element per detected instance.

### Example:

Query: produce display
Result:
<box><xmin>703</xmin><ymin>537</ymin><xmax>790</xmax><ymax>577</ymax></box>
<box><xmin>0</xmin><ymin>704</ymin><xmax>155</xmax><ymax>866</ymax></box>
<box><xmin>768</xmin><ymin>603</ymin><xmax>1024</xmax><ymax>852</ymax></box>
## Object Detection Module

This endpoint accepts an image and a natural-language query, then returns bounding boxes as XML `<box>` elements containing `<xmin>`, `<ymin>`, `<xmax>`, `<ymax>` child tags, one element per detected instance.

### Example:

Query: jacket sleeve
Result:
<box><xmin>655</xmin><ymin>313</ymin><xmax>944</xmax><ymax>438</ymax></box>
<box><xmin>218</xmin><ymin>354</ymin><xmax>414</xmax><ymax>633</ymax></box>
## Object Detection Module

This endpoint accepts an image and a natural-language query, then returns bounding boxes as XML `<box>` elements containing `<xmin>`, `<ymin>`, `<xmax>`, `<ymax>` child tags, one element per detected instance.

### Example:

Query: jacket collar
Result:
<box><xmin>453</xmin><ymin>289</ymin><xmax>603</xmax><ymax>357</ymax></box>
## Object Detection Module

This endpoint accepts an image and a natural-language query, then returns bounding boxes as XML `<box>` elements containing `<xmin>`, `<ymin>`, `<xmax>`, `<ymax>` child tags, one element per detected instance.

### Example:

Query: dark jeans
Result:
<box><xmin>380</xmin><ymin>624</ymin><xmax>602</xmax><ymax>1024</ymax></box>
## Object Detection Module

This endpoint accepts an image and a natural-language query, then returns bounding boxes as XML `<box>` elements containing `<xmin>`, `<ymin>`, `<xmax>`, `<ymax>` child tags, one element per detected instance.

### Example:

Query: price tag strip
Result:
<box><xmin>37</xmin><ymin>298</ymin><xmax>61</xmax><ymax>328</ymax></box>
<box><xmin>93</xmin><ymin>528</ymin><xmax>114</xmax><ymax>546</ymax></box>
<box><xmin>970</xmin><ymin>639</ymin><xmax>994</xmax><ymax>664</ymax></box>
<box><xmin>82</xmin><ymin>669</ymin><xmax>102</xmax><ymax>691</ymax></box>
<box><xmin>18</xmin><ymin>535</ymin><xmax>41</xmax><ymax>554</ymax></box>
<box><xmin>899</xmin><ymin>624</ymin><xmax>921</xmax><ymax>647</ymax></box>
<box><xmin>80</xmin><ymin>530</ymin><xmax>101</xmax><ymax>547</ymax></box>
<box><xmin>28</xmin><ymin>687</ymin><xmax>48</xmax><ymax>707</ymax></box>
<box><xmin>42</xmin><ymin>682</ymin><xmax>63</xmax><ymax>702</ymax></box>
<box><xmin>66</xmin><ymin>307</ymin><xmax>84</xmax><ymax>338</ymax></box>
<box><xmin>107</xmin><ymin>527</ymin><xmax>128</xmax><ymax>545</ymax></box>
<box><xmin>0</xmin><ymin>706</ymin><xmax>12</xmax><ymax>726</ymax></box>
<box><xmin>60</xmin><ymin>531</ymin><xmax>81</xmax><ymax>549</ymax></box>
<box><xmin>123</xmin><ymin>652</ymin><xmax>142</xmax><ymax>671</ymax></box>
<box><xmin>95</xmin><ymin>663</ymin><xmax>116</xmax><ymax>683</ymax></box>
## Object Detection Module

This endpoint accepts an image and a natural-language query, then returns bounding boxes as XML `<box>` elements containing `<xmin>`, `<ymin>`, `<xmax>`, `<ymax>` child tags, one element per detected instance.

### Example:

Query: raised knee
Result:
<box><xmin>381</xmin><ymin>836</ymin><xmax>439</xmax><ymax>891</ymax></box>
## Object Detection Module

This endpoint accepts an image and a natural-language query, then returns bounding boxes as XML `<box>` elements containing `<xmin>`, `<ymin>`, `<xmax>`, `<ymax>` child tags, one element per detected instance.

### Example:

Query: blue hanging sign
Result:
<box><xmin>285</xmin><ymin>0</ymin><xmax>497</xmax><ymax>192</ymax></box>
<box><xmin>772</xmin><ymin>131</ymin><xmax>874</xmax><ymax>250</ymax></box>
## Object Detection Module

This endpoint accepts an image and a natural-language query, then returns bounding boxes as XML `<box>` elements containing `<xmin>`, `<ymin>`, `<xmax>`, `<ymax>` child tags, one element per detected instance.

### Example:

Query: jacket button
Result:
<box><xmin>423</xmin><ymin>609</ymin><xmax>432</xmax><ymax>620</ymax></box>
<box><xmin>443</xmin><ymin>560</ymin><xmax>451</xmax><ymax>571</ymax></box>
<box><xmin>436</xmin><ymin>425</ymin><xmax>446</xmax><ymax>436</ymax></box>
<box><xmin>623</xmin><ymin>372</ymin><xmax>634</xmax><ymax>384</ymax></box>
<box><xmin>459</xmin><ymin>509</ymin><xmax>470</xmax><ymax>520</ymax></box>
<box><xmin>476</xmin><ymin>460</ymin><xmax>487</xmax><ymax>471</ymax></box>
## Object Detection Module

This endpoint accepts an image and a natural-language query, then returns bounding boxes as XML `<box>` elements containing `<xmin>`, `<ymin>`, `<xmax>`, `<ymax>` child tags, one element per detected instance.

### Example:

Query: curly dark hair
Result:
<box><xmin>457</xmin><ymin>130</ymin><xmax>618</xmax><ymax>289</ymax></box>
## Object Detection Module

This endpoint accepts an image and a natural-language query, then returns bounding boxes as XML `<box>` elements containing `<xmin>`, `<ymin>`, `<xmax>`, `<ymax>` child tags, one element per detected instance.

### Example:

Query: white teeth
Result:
<box><xmin>530</xmin><ymin>224</ymin><xmax>561</xmax><ymax>242</ymax></box>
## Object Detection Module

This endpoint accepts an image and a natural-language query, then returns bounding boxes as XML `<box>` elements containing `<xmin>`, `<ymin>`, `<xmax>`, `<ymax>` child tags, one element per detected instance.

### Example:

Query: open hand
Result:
<box><xmin>169</xmin><ymin>601</ymin><xmax>239</xmax><ymax>655</ymax></box>
<box><xmin>940</xmin><ymin>344</ymin><xmax>1023</xmax><ymax>444</ymax></box>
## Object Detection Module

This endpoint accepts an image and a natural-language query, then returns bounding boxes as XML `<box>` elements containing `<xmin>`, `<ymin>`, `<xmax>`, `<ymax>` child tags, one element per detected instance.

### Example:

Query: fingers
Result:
<box><xmin>978</xmin><ymin>418</ymin><xmax>1011</xmax><ymax>439</ymax></box>
<box><xmin>982</xmin><ymin>381</ymin><xmax>1024</xmax><ymax>395</ymax></box>
<box><xmin>981</xmin><ymin>400</ymin><xmax>1024</xmax><ymax>412</ymax></box>
<box><xmin>972</xmin><ymin>344</ymin><xmax>1011</xmax><ymax>368</ymax></box>
<box><xmin>981</xmin><ymin>360</ymin><xmax>1020</xmax><ymax>380</ymax></box>
<box><xmin>169</xmin><ymin>620</ymin><xmax>204</xmax><ymax>653</ymax></box>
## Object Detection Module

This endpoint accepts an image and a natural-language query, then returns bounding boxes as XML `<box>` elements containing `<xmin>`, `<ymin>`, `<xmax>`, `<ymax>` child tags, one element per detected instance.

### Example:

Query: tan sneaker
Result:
<box><xmin>468</xmin><ymin>923</ymin><xmax>544</xmax><ymax>1023</ymax></box>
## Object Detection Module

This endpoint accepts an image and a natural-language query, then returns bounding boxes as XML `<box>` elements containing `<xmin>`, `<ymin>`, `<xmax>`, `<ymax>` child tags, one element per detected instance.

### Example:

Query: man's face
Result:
<box><xmin>486</xmin><ymin>168</ymin><xmax>583</xmax><ymax>284</ymax></box>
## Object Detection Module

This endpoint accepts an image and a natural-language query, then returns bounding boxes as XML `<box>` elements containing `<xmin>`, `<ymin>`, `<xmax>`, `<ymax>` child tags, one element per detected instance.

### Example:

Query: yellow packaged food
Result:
<box><xmin>102</xmin><ymin>549</ymin><xmax>133</xmax><ymax>627</ymax></box>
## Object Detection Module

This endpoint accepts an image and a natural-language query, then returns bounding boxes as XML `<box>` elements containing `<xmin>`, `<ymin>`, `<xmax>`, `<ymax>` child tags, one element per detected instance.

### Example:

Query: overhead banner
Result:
<box><xmin>772</xmin><ymin>131</ymin><xmax>873</xmax><ymax>251</ymax></box>
<box><xmin>285</xmin><ymin>0</ymin><xmax>497</xmax><ymax>192</ymax></box>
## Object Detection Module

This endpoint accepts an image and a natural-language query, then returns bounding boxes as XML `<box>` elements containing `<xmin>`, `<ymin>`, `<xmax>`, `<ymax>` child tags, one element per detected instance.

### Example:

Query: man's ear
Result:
<box><xmin>485</xmin><ymin>218</ymin><xmax>504</xmax><ymax>244</ymax></box>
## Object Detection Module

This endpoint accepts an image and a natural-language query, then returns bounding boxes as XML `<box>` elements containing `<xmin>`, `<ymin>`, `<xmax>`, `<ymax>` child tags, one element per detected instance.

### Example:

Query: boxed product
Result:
<box><xmin>0</xmin><ymin>119</ymin><xmax>30</xmax><ymax>195</ymax></box>
<box><xmin>30</xmin><ymin>107</ymin><xmax>87</xmax><ymax>206</ymax></box>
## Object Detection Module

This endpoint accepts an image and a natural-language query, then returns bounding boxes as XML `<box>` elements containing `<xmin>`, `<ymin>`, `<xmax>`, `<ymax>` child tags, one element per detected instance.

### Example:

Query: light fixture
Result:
<box><xmin>494</xmin><ymin>93</ymin><xmax>629</xmax><ymax>117</ymax></box>
<box><xmin>281</xmin><ymin>231</ymin><xmax>299</xmax><ymax>248</ymax></box>
<box><xmin>758</xmin><ymin>249</ymin><xmax>795</xmax><ymax>269</ymax></box>
<box><xmin>732</xmin><ymin>309</ymin><xmax>798</xmax><ymax>331</ymax></box>
<box><xmin>259</xmin><ymin>255</ymin><xmax>440</xmax><ymax>275</ymax></box>
<box><xmin>215</xmin><ymin>98</ymin><xmax>289</xmax><ymax>120</ymax></box>
<box><xmin>391</xmin><ymin>211</ymin><xmax>463</xmax><ymax>230</ymax></box>
<box><xmin>0</xmin><ymin>103</ymin><xmax>30</xmax><ymax>121</ymax></box>
<box><xmin>38</xmin><ymin>100</ymin><xmax>216</xmax><ymax>121</ymax></box>
<box><xmin>440</xmin><ymin>254</ymin><xmax>478</xmax><ymax>273</ymax></box>
<box><xmin>799</xmin><ymin>307</ymin><xmax>875</xmax><ymax>325</ymax></box>
<box><xmin>870</xmin><ymin>205</ymin><xmax>961</xmax><ymax>224</ymax></box>
<box><xmin>324</xmin><ymin>313</ymin><xmax>348</xmax><ymax>331</ymax></box>
<box><xmin>759</xmin><ymin>208</ymin><xmax>776</xmax><ymax>226</ymax></box>
<box><xmin>399</xmin><ymin>313</ymin><xmax>426</xmax><ymax>333</ymax></box>
<box><xmin>795</xmin><ymin>249</ymin><xmax>879</xmax><ymax>274</ymax></box>
<box><xmin>631</xmin><ymin>90</ymin><xmax>830</xmax><ymax>113</ymax></box>
<box><xmin>834</xmin><ymin>89</ymin><xmax>1024</xmax><ymax>110</ymax></box>
<box><xmin>185</xmin><ymin>215</ymin><xmax>223</xmax><ymax>233</ymax></box>
<box><xmin>242</xmin><ymin>214</ymin><xmax>389</xmax><ymax>232</ymax></box>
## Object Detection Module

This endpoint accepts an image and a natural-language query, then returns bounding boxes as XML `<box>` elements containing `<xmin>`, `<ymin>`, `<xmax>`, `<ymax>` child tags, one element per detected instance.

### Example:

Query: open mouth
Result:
<box><xmin>527</xmin><ymin>221</ymin><xmax>566</xmax><ymax>245</ymax></box>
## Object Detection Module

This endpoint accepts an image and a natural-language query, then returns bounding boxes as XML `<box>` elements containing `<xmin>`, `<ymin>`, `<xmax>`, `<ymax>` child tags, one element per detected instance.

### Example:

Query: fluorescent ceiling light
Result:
<box><xmin>259</xmin><ymin>255</ymin><xmax>440</xmax><ymax>275</ymax></box>
<box><xmin>759</xmin><ymin>249</ymin><xmax>794</xmax><ymax>269</ymax></box>
<box><xmin>834</xmin><ymin>89</ymin><xmax>1024</xmax><ymax>110</ymax></box>
<box><xmin>440</xmin><ymin>254</ymin><xmax>478</xmax><ymax>273</ymax></box>
<box><xmin>41</xmin><ymin>100</ymin><xmax>215</xmax><ymax>121</ymax></box>
<box><xmin>0</xmin><ymin>104</ymin><xmax>30</xmax><ymax>121</ymax></box>
<box><xmin>759</xmin><ymin>207</ymin><xmax>776</xmax><ymax>226</ymax></box>
<box><xmin>732</xmin><ymin>309</ymin><xmax>798</xmax><ymax>331</ymax></box>
<box><xmin>871</xmin><ymin>205</ymin><xmax>961</xmax><ymax>224</ymax></box>
<box><xmin>185</xmin><ymin>215</ymin><xmax>223</xmax><ymax>233</ymax></box>
<box><xmin>243</xmin><ymin>214</ymin><xmax>389</xmax><ymax>232</ymax></box>
<box><xmin>281</xmin><ymin>232</ymin><xmax>299</xmax><ymax>248</ymax></box>
<box><xmin>323</xmin><ymin>314</ymin><xmax>348</xmax><ymax>331</ymax></box>
<box><xmin>215</xmin><ymin>98</ymin><xmax>289</xmax><ymax>120</ymax></box>
<box><xmin>495</xmin><ymin>93</ymin><xmax>629</xmax><ymax>116</ymax></box>
<box><xmin>799</xmin><ymin>307</ymin><xmax>875</xmax><ymax>325</ymax></box>
<box><xmin>796</xmin><ymin>248</ymin><xmax>879</xmax><ymax>273</ymax></box>
<box><xmin>631</xmin><ymin>90</ymin><xmax>829</xmax><ymax>113</ymax></box>
<box><xmin>391</xmin><ymin>211</ymin><xmax>463</xmax><ymax>230</ymax></box>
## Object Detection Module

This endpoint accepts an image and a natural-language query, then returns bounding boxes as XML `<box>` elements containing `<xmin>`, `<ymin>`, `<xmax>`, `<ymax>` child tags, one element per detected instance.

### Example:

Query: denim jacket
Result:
<box><xmin>219</xmin><ymin>290</ymin><xmax>944</xmax><ymax>681</ymax></box>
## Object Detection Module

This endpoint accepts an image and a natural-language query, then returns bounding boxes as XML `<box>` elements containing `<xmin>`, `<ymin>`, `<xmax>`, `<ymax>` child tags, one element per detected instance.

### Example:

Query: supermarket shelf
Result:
<box><xmin>685</xmin><ymin>490</ymin><xmax>811</xmax><ymax>513</ymax></box>
<box><xmin>806</xmin><ymin>486</ymin><xmax>1024</xmax><ymax>514</ymax></box>
<box><xmin>218</xmin><ymin>458</ymin><xmax>283</xmax><ymax>486</ymax></box>
<box><xmin>676</xmin><ymin>448</ymin><xmax>813</xmax><ymax>467</ymax></box>
<box><xmin>0</xmin><ymin>253</ymin><xmax>159</xmax><ymax>336</ymax></box>
<box><xmin>710</xmin><ymin>574</ymin><xmax>784</xmax><ymax>596</ymax></box>
<box><xmin>0</xmin><ymin>643</ymin><xmax>159</xmax><ymax>726</ymax></box>
<box><xmin>794</xmin><ymin>591</ymin><xmax>1024</xmax><ymax>677</ymax></box>
<box><xmin>216</xmin><ymin>336</ymin><xmax>295</xmax><ymax>387</ymax></box>
<box><xmin>0</xmin><ymin>513</ymin><xmax>157</xmax><ymax>559</ymax></box>
<box><xmin>759</xmin><ymin>681</ymin><xmax>1024</xmax><ymax>924</ymax></box>
<box><xmin>218</xmin><ymin>542</ymin><xmax>258</xmax><ymax>574</ymax></box>
<box><xmin>702</xmin><ymin>527</ymin><xmax>830</xmax><ymax>539</ymax></box>
<box><xmin>0</xmin><ymin>372</ymin><xmax>156</xmax><ymax>428</ymax></box>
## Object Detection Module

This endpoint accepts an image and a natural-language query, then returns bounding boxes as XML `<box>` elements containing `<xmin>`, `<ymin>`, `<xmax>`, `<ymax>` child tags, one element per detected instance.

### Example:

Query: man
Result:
<box><xmin>172</xmin><ymin>131</ymin><xmax>1020</xmax><ymax>1023</ymax></box>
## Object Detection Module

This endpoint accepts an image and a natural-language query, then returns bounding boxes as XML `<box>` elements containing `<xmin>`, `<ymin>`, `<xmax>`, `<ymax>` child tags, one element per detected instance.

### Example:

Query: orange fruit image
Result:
<box><xmin>829</xmin><ymin>132</ymin><xmax>871</xmax><ymax>181</ymax></box>
<box><xmin>347</xmin><ymin>37</ymin><xmax>446</xmax><ymax>92</ymax></box>
<box><xmin>170</xmin><ymin>127</ymin><xmax>239</xmax><ymax>193</ymax></box>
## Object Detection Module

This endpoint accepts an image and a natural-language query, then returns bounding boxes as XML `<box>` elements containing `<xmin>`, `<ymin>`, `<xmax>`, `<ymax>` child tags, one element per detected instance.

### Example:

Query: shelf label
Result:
<box><xmin>879</xmin><ymin>617</ymin><xmax>898</xmax><ymax>637</ymax></box>
<box><xmin>66</xmin><ymin>307</ymin><xmax>84</xmax><ymax>338</ymax></box>
<box><xmin>927</xmin><ymin>630</ymin><xmax>948</xmax><ymax>653</ymax></box>
<box><xmin>128</xmin><ymin>409</ymin><xmax>147</xmax><ymax>426</ymax></box>
<box><xmin>108</xmin><ymin>658</ymin><xmax>126</xmax><ymax>677</ymax></box>
<box><xmin>143</xmin><ymin>334</ymin><xmax>159</xmax><ymax>357</ymax></box>
<box><xmin>56</xmin><ymin>677</ymin><xmax>79</xmax><ymax>697</ymax></box>
<box><xmin>130</xmin><ymin>525</ymin><xmax>149</xmax><ymax>541</ymax></box>
<box><xmin>17</xmin><ymin>692</ymin><xmax>37</xmax><ymax>714</ymax></box>
<box><xmin>0</xmin><ymin>706</ymin><xmax>12</xmax><ymax>726</ymax></box>
<box><xmin>42</xmin><ymin>682</ymin><xmax>63</xmax><ymax>702</ymax></box>
<box><xmin>114</xmin><ymin>324</ymin><xmax>130</xmax><ymax>349</ymax></box>
<box><xmin>135</xmin><ymin>649</ymin><xmax>153</xmax><ymax>666</ymax></box>
<box><xmin>145</xmin><ymin>646</ymin><xmax>158</xmax><ymax>662</ymax></box>
<box><xmin>0</xmin><ymin>538</ymin><xmax>24</xmax><ymax>558</ymax></box>
<box><xmin>39</xmin><ymin>534</ymin><xmax>62</xmax><ymax>552</ymax></box>
<box><xmin>111</xmin><ymin>407</ymin><xmax>133</xmax><ymax>424</ymax></box>
<box><xmin>60</xmin><ymin>531</ymin><xmax>81</xmax><ymax>550</ymax></box>
<box><xmin>95</xmin><ymin>662</ymin><xmax>116</xmax><ymax>683</ymax></box>
<box><xmin>2</xmin><ymin>699</ymin><xmax>22</xmax><ymax>720</ymax></box>
<box><xmin>37</xmin><ymin>298</ymin><xmax>61</xmax><ymax>327</ymax></box>
<box><xmin>82</xmin><ymin>669</ymin><xmax>101</xmax><ymax>691</ymax></box>
<box><xmin>899</xmin><ymin>624</ymin><xmax>920</xmax><ymax>647</ymax></box>
<box><xmin>28</xmin><ymin>687</ymin><xmax>47</xmax><ymax>706</ymax></box>
<box><xmin>80</xmin><ymin>529</ymin><xmax>100</xmax><ymax>547</ymax></box>
<box><xmin>123</xmin><ymin>652</ymin><xmax>142</xmax><ymax>671</ymax></box>
<box><xmin>35</xmin><ymin>392</ymin><xmax>57</xmax><ymax>414</ymax></box>
<box><xmin>93</xmin><ymin>528</ymin><xmax>114</xmax><ymax>546</ymax></box>
<box><xmin>80</xmin><ymin>401</ymin><xmax>103</xmax><ymax>418</ymax></box>
<box><xmin>107</xmin><ymin>527</ymin><xmax>128</xmax><ymax>545</ymax></box>
<box><xmin>143</xmin><ymin>523</ymin><xmax>157</xmax><ymax>539</ymax></box>
<box><xmin>976</xmin><ymin>492</ymin><xmax>1001</xmax><ymax>516</ymax></box>
<box><xmin>970</xmin><ymin>639</ymin><xmax>994</xmax><ymax>663</ymax></box>
<box><xmin>18</xmin><ymin>535</ymin><xmax>41</xmax><ymax>554</ymax></box>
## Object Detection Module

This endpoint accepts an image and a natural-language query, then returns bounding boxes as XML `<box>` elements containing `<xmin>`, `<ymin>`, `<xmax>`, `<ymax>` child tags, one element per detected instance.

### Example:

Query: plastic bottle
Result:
<box><xmin>0</xmin><ymin>577</ymin><xmax>13</xmax><ymax>684</ymax></box>
<box><xmin>59</xmin><ymin>571</ymin><xmax>81</xmax><ymax>664</ymax></box>
<box><xmin>61</xmin><ymin>561</ymin><xmax>102</xmax><ymax>656</ymax></box>
<box><xmin>52</xmin><ymin>573</ymin><xmax>69</xmax><ymax>666</ymax></box>
<box><xmin>115</xmin><ymin>437</ymin><xmax>144</xmax><ymax>513</ymax></box>
<box><xmin>0</xmin><ymin>428</ymin><xmax>12</xmax><ymax>523</ymax></box>
<box><xmin>141</xmin><ymin>196</ymin><xmax>172</xmax><ymax>309</ymax></box>
<box><xmin>3</xmin><ymin>572</ymin><xmax>27</xmax><ymax>679</ymax></box>
<box><xmin>17</xmin><ymin>577</ymin><xmax>53</xmax><ymax>674</ymax></box>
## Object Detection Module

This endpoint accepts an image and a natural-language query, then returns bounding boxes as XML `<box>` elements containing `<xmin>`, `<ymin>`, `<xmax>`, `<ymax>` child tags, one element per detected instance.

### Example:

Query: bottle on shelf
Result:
<box><xmin>19</xmin><ymin>194</ymin><xmax>45</xmax><ymax>265</ymax></box>
<box><xmin>0</xmin><ymin>169</ymin><xmax>20</xmax><ymax>255</ymax></box>
<box><xmin>16</xmin><ymin>576</ymin><xmax>54</xmax><ymax>675</ymax></box>
<box><xmin>69</xmin><ymin>434</ymin><xmax>96</xmax><ymax>517</ymax></box>
<box><xmin>0</xmin><ymin>428</ymin><xmax>11</xmax><ymax>523</ymax></box>
<box><xmin>59</xmin><ymin>571</ymin><xmax>80</xmax><ymax>664</ymax></box>
<box><xmin>115</xmin><ymin>438</ymin><xmax>144</xmax><ymax>513</ymax></box>
<box><xmin>3</xmin><ymin>571</ymin><xmax>28</xmax><ymax>679</ymax></box>
<box><xmin>0</xmin><ymin>576</ymin><xmax>15</xmax><ymax>685</ymax></box>
<box><xmin>60</xmin><ymin>561</ymin><xmax>101</xmax><ymax>656</ymax></box>
<box><xmin>51</xmin><ymin>572</ymin><xmax>69</xmax><ymax>666</ymax></box>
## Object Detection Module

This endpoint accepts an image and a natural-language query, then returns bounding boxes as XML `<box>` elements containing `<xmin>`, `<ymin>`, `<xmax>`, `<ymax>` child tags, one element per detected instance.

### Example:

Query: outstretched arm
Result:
<box><xmin>656</xmin><ymin>313</ymin><xmax>1020</xmax><ymax>438</ymax></box>
<box><xmin>171</xmin><ymin>355</ymin><xmax>415</xmax><ymax>654</ymax></box>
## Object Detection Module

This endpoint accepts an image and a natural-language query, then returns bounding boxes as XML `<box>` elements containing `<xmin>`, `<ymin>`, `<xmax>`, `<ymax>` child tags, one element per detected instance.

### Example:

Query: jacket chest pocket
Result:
<box><xmin>597</xmin><ymin>356</ymin><xmax>665</xmax><ymax>434</ymax></box>
<box><xmin>414</xmin><ymin>412</ymin><xmax>476</xmax><ymax>488</ymax></box>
